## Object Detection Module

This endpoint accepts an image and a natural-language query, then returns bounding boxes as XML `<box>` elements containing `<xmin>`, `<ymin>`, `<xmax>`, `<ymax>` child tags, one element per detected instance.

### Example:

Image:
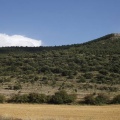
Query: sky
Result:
<box><xmin>0</xmin><ymin>0</ymin><xmax>120</xmax><ymax>47</ymax></box>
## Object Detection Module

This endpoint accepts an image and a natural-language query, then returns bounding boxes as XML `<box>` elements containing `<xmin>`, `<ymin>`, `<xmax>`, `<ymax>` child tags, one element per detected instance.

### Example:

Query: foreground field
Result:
<box><xmin>0</xmin><ymin>104</ymin><xmax>120</xmax><ymax>120</ymax></box>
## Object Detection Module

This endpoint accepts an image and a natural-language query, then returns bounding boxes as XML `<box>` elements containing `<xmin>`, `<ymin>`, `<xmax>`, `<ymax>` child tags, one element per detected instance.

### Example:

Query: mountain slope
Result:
<box><xmin>0</xmin><ymin>33</ymin><xmax>120</xmax><ymax>96</ymax></box>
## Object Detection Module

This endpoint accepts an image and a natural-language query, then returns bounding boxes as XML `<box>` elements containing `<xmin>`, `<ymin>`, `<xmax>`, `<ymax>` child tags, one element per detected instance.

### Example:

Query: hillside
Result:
<box><xmin>0</xmin><ymin>33</ymin><xmax>120</xmax><ymax>97</ymax></box>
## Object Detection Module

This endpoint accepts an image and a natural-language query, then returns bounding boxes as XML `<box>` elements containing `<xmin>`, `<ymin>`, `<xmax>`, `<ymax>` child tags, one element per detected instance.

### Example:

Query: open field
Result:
<box><xmin>0</xmin><ymin>104</ymin><xmax>120</xmax><ymax>120</ymax></box>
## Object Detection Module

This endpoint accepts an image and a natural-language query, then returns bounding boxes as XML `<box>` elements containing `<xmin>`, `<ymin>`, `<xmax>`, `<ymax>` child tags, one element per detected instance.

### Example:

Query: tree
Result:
<box><xmin>84</xmin><ymin>94</ymin><xmax>95</xmax><ymax>105</ymax></box>
<box><xmin>50</xmin><ymin>90</ymin><xmax>76</xmax><ymax>104</ymax></box>
<box><xmin>112</xmin><ymin>94</ymin><xmax>120</xmax><ymax>104</ymax></box>
<box><xmin>94</xmin><ymin>93</ymin><xmax>110</xmax><ymax>105</ymax></box>
<box><xmin>28</xmin><ymin>93</ymin><xmax>47</xmax><ymax>103</ymax></box>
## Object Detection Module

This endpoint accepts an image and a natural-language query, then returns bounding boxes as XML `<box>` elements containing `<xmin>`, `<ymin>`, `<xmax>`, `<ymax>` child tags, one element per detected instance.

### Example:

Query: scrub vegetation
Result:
<box><xmin>0</xmin><ymin>33</ymin><xmax>120</xmax><ymax>101</ymax></box>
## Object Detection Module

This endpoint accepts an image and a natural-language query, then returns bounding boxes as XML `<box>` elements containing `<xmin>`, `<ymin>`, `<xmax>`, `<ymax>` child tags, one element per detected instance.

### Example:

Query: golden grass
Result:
<box><xmin>0</xmin><ymin>104</ymin><xmax>120</xmax><ymax>120</ymax></box>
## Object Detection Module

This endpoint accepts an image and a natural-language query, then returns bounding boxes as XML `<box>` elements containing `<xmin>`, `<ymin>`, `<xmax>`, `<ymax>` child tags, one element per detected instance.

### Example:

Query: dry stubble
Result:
<box><xmin>0</xmin><ymin>104</ymin><xmax>120</xmax><ymax>120</ymax></box>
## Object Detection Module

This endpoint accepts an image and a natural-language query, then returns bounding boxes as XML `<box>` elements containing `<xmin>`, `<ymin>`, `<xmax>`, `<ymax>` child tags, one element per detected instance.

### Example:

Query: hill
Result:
<box><xmin>0</xmin><ymin>33</ymin><xmax>120</xmax><ymax>97</ymax></box>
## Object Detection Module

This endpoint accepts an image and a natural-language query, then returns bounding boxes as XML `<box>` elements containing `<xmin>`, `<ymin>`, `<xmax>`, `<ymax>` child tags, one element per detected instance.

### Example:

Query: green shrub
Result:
<box><xmin>51</xmin><ymin>94</ymin><xmax>63</xmax><ymax>104</ymax></box>
<box><xmin>112</xmin><ymin>94</ymin><xmax>120</xmax><ymax>104</ymax></box>
<box><xmin>50</xmin><ymin>90</ymin><xmax>76</xmax><ymax>104</ymax></box>
<box><xmin>0</xmin><ymin>94</ymin><xmax>5</xmax><ymax>103</ymax></box>
<box><xmin>13</xmin><ymin>84</ymin><xmax>22</xmax><ymax>90</ymax></box>
<box><xmin>9</xmin><ymin>93</ymin><xmax>47</xmax><ymax>103</ymax></box>
<box><xmin>77</xmin><ymin>76</ymin><xmax>86</xmax><ymax>83</ymax></box>
<box><xmin>83</xmin><ymin>93</ymin><xmax>110</xmax><ymax>105</ymax></box>
<box><xmin>84</xmin><ymin>94</ymin><xmax>95</xmax><ymax>105</ymax></box>
<box><xmin>9</xmin><ymin>94</ymin><xmax>28</xmax><ymax>103</ymax></box>
<box><xmin>94</xmin><ymin>93</ymin><xmax>110</xmax><ymax>105</ymax></box>
<box><xmin>28</xmin><ymin>93</ymin><xmax>47</xmax><ymax>103</ymax></box>
<box><xmin>99</xmin><ymin>69</ymin><xmax>108</xmax><ymax>75</ymax></box>
<box><xmin>68</xmin><ymin>94</ymin><xmax>77</xmax><ymax>103</ymax></box>
<box><xmin>84</xmin><ymin>72</ymin><xmax>93</xmax><ymax>79</ymax></box>
<box><xmin>37</xmin><ymin>94</ymin><xmax>47</xmax><ymax>103</ymax></box>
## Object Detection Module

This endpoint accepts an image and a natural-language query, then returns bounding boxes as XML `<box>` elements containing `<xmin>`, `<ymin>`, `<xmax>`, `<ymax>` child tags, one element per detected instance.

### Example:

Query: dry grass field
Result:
<box><xmin>0</xmin><ymin>104</ymin><xmax>120</xmax><ymax>120</ymax></box>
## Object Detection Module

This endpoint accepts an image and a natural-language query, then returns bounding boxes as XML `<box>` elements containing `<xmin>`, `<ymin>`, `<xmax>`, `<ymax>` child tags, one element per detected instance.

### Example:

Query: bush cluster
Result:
<box><xmin>111</xmin><ymin>94</ymin><xmax>120</xmax><ymax>104</ymax></box>
<box><xmin>1</xmin><ymin>92</ymin><xmax>120</xmax><ymax>105</ymax></box>
<box><xmin>8</xmin><ymin>90</ymin><xmax>76</xmax><ymax>104</ymax></box>
<box><xmin>83</xmin><ymin>93</ymin><xmax>110</xmax><ymax>105</ymax></box>
<box><xmin>49</xmin><ymin>90</ymin><xmax>76</xmax><ymax>104</ymax></box>
<box><xmin>83</xmin><ymin>93</ymin><xmax>120</xmax><ymax>105</ymax></box>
